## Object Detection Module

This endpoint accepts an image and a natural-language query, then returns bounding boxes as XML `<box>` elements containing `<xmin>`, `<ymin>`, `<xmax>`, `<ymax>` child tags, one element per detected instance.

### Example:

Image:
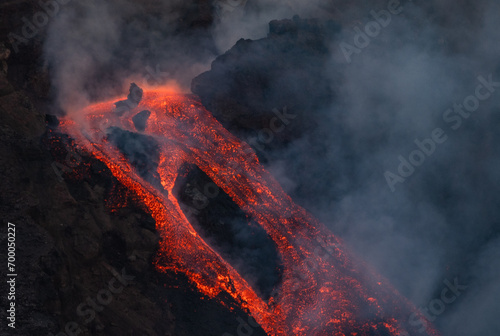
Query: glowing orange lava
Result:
<box><xmin>58</xmin><ymin>87</ymin><xmax>440</xmax><ymax>336</ymax></box>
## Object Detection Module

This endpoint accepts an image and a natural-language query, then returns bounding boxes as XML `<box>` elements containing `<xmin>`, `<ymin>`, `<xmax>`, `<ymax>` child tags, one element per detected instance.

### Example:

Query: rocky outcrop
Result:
<box><xmin>192</xmin><ymin>16</ymin><xmax>341</xmax><ymax>153</ymax></box>
<box><xmin>0</xmin><ymin>64</ymin><xmax>174</xmax><ymax>335</ymax></box>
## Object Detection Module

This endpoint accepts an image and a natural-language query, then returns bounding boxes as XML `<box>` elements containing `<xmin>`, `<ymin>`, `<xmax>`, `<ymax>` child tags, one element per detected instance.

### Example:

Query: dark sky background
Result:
<box><xmin>43</xmin><ymin>1</ymin><xmax>500</xmax><ymax>335</ymax></box>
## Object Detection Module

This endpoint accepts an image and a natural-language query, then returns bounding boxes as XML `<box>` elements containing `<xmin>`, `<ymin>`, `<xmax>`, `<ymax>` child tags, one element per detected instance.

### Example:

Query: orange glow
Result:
<box><xmin>58</xmin><ymin>87</ymin><xmax>440</xmax><ymax>336</ymax></box>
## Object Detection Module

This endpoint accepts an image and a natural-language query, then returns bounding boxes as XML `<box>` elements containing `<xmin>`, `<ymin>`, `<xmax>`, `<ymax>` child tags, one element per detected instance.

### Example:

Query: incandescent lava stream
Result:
<box><xmin>57</xmin><ymin>86</ymin><xmax>439</xmax><ymax>336</ymax></box>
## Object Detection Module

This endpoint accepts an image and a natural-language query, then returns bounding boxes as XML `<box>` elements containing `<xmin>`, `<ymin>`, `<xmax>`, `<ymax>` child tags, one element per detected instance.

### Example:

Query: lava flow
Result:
<box><xmin>57</xmin><ymin>86</ymin><xmax>440</xmax><ymax>336</ymax></box>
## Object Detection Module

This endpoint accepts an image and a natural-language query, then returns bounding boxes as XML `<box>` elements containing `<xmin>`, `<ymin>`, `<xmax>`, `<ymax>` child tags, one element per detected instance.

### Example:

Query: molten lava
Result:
<box><xmin>58</xmin><ymin>87</ymin><xmax>439</xmax><ymax>336</ymax></box>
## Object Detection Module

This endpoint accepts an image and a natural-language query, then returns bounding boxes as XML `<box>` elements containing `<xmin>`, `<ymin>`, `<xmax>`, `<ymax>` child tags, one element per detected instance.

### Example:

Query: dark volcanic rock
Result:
<box><xmin>192</xmin><ymin>17</ymin><xmax>341</xmax><ymax>152</ymax></box>
<box><xmin>106</xmin><ymin>126</ymin><xmax>163</xmax><ymax>190</ymax></box>
<box><xmin>174</xmin><ymin>164</ymin><xmax>283</xmax><ymax>301</ymax></box>
<box><xmin>114</xmin><ymin>83</ymin><xmax>144</xmax><ymax>116</ymax></box>
<box><xmin>132</xmin><ymin>110</ymin><xmax>152</xmax><ymax>132</ymax></box>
